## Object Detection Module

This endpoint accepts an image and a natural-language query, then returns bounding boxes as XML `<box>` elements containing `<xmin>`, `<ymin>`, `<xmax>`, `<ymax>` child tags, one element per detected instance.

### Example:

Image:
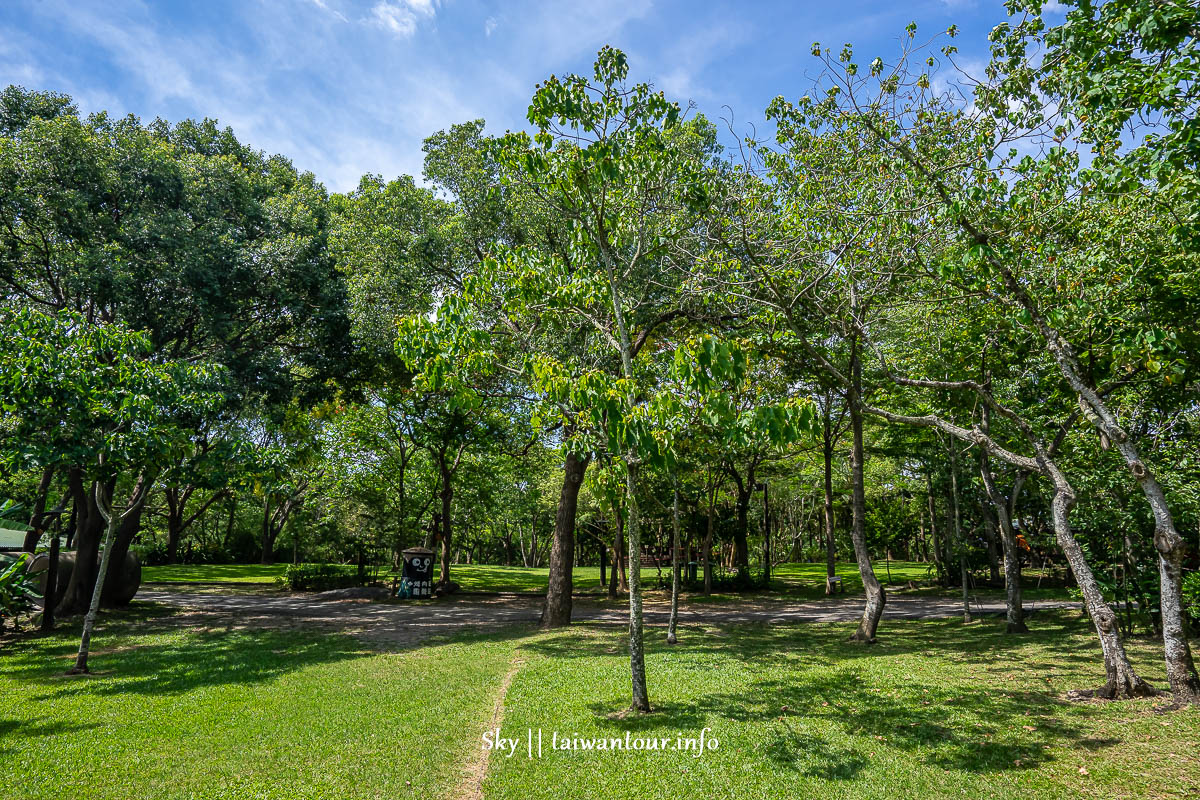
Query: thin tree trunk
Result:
<box><xmin>22</xmin><ymin>466</ymin><xmax>55</xmax><ymax>552</ymax></box>
<box><xmin>667</xmin><ymin>472</ymin><xmax>682</xmax><ymax>645</ymax></box>
<box><xmin>69</xmin><ymin>475</ymin><xmax>151</xmax><ymax>674</ymax></box>
<box><xmin>69</xmin><ymin>484</ymin><xmax>120</xmax><ymax>674</ymax></box>
<box><xmin>57</xmin><ymin>473</ymin><xmax>108</xmax><ymax>616</ymax></box>
<box><xmin>543</xmin><ymin>452</ymin><xmax>588</xmax><ymax>629</ymax></box>
<box><xmin>704</xmin><ymin>488</ymin><xmax>715</xmax><ymax>595</ymax></box>
<box><xmin>948</xmin><ymin>441</ymin><xmax>972</xmax><ymax>623</ymax></box>
<box><xmin>847</xmin><ymin>333</ymin><xmax>884</xmax><ymax>642</ymax></box>
<box><xmin>823</xmin><ymin>410</ymin><xmax>838</xmax><ymax>591</ymax></box>
<box><xmin>623</xmin><ymin>460</ymin><xmax>650</xmax><ymax>712</ymax></box>
<box><xmin>980</xmin><ymin>445</ymin><xmax>1028</xmax><ymax>633</ymax></box>
<box><xmin>259</xmin><ymin>497</ymin><xmax>274</xmax><ymax>565</ymax></box>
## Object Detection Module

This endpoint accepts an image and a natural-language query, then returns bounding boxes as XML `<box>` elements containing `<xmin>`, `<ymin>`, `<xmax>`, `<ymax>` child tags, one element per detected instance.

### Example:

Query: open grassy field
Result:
<box><xmin>3</xmin><ymin>604</ymin><xmax>1194</xmax><ymax>799</ymax></box>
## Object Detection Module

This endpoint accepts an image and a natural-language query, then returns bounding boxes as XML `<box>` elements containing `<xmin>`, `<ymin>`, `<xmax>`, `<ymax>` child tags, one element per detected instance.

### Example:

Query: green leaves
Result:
<box><xmin>0</xmin><ymin>309</ymin><xmax>225</xmax><ymax>477</ymax></box>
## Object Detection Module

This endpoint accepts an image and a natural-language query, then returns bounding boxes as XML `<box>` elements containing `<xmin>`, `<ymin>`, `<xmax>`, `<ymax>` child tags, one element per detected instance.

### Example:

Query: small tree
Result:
<box><xmin>0</xmin><ymin>309</ymin><xmax>222</xmax><ymax>673</ymax></box>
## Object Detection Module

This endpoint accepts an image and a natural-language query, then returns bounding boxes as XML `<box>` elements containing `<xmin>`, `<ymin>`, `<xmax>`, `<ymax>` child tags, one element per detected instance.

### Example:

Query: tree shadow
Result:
<box><xmin>3</xmin><ymin>606</ymin><xmax>373</xmax><ymax>701</ymax></box>
<box><xmin>0</xmin><ymin>717</ymin><xmax>101</xmax><ymax>756</ymax></box>
<box><xmin>522</xmin><ymin>611</ymin><xmax>1117</xmax><ymax>775</ymax></box>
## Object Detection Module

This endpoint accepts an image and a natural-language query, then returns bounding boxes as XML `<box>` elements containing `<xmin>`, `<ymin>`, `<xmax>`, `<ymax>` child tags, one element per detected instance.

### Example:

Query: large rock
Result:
<box><xmin>27</xmin><ymin>551</ymin><xmax>142</xmax><ymax>608</ymax></box>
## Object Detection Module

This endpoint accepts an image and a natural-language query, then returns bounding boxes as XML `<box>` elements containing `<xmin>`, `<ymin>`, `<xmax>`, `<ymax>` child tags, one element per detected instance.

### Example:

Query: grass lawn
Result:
<box><xmin>141</xmin><ymin>563</ymin><xmax>289</xmax><ymax>583</ymax></box>
<box><xmin>142</xmin><ymin>560</ymin><xmax>966</xmax><ymax>595</ymax></box>
<box><xmin>488</xmin><ymin>615</ymin><xmax>1199</xmax><ymax>800</ymax></box>
<box><xmin>3</xmin><ymin>604</ymin><xmax>1195</xmax><ymax>799</ymax></box>
<box><xmin>1</xmin><ymin>606</ymin><xmax>521</xmax><ymax>800</ymax></box>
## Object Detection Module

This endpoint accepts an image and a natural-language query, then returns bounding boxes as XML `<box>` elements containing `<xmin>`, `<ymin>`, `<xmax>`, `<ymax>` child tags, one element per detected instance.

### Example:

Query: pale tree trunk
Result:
<box><xmin>667</xmin><ymin>473</ymin><xmax>682</xmax><ymax>645</ymax></box>
<box><xmin>1044</xmin><ymin>467</ymin><xmax>1156</xmax><ymax>699</ymax></box>
<box><xmin>69</xmin><ymin>475</ymin><xmax>151</xmax><ymax>674</ymax></box>
<box><xmin>623</xmin><ymin>460</ymin><xmax>650</xmax><ymax>711</ymax></box>
<box><xmin>542</xmin><ymin>452</ymin><xmax>588</xmax><ymax>628</ymax></box>
<box><xmin>979</xmin><ymin>419</ymin><xmax>1028</xmax><ymax>633</ymax></box>
<box><xmin>823</xmin><ymin>409</ymin><xmax>838</xmax><ymax>591</ymax></box>
<box><xmin>947</xmin><ymin>441</ymin><xmax>972</xmax><ymax>624</ymax></box>
<box><xmin>847</xmin><ymin>332</ymin><xmax>884</xmax><ymax>642</ymax></box>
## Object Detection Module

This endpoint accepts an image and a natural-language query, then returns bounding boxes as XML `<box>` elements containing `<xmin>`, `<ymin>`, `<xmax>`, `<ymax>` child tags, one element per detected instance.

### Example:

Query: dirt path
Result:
<box><xmin>138</xmin><ymin>588</ymin><xmax>1079</xmax><ymax>648</ymax></box>
<box><xmin>455</xmin><ymin>656</ymin><xmax>525</xmax><ymax>800</ymax></box>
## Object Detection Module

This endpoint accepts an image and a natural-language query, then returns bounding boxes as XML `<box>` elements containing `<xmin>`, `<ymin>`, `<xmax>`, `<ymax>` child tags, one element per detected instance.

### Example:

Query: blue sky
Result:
<box><xmin>0</xmin><ymin>1</ymin><xmax>1065</xmax><ymax>193</ymax></box>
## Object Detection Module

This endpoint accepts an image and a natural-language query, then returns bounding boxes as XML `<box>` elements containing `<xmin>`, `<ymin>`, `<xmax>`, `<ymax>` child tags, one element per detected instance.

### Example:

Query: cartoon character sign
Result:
<box><xmin>400</xmin><ymin>548</ymin><xmax>434</xmax><ymax>599</ymax></box>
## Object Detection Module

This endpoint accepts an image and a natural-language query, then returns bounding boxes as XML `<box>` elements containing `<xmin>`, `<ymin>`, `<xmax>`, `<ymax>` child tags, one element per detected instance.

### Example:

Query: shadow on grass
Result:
<box><xmin>523</xmin><ymin>612</ymin><xmax>1113</xmax><ymax>776</ymax></box>
<box><xmin>3</xmin><ymin>604</ymin><xmax>371</xmax><ymax>702</ymax></box>
<box><xmin>0</xmin><ymin>717</ymin><xmax>101</xmax><ymax>756</ymax></box>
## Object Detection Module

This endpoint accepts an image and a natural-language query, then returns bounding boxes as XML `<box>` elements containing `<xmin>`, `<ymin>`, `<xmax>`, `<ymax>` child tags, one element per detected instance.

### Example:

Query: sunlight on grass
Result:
<box><xmin>487</xmin><ymin>613</ymin><xmax>1200</xmax><ymax>800</ymax></box>
<box><xmin>0</xmin><ymin>608</ymin><xmax>520</xmax><ymax>800</ymax></box>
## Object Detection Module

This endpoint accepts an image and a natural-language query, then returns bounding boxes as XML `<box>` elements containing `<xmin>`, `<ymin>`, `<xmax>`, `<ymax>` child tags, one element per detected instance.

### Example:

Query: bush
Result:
<box><xmin>0</xmin><ymin>553</ymin><xmax>41</xmax><ymax>632</ymax></box>
<box><xmin>276</xmin><ymin>563</ymin><xmax>362</xmax><ymax>592</ymax></box>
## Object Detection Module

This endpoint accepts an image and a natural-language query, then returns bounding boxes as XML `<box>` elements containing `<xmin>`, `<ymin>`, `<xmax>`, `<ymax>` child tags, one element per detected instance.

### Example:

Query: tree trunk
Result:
<box><xmin>542</xmin><ymin>452</ymin><xmax>588</xmax><ymax>629</ymax></box>
<box><xmin>847</xmin><ymin>333</ymin><xmax>885</xmax><ymax>642</ymax></box>
<box><xmin>623</xmin><ymin>460</ymin><xmax>650</xmax><ymax>712</ymax></box>
<box><xmin>823</xmin><ymin>412</ymin><xmax>838</xmax><ymax>590</ymax></box>
<box><xmin>22</xmin><ymin>466</ymin><xmax>55</xmax><ymax>552</ymax></box>
<box><xmin>102</xmin><ymin>485</ymin><xmax>146</xmax><ymax>606</ymax></box>
<box><xmin>259</xmin><ymin>497</ymin><xmax>274</xmax><ymax>565</ymax></box>
<box><xmin>704</xmin><ymin>489</ymin><xmax>715</xmax><ymax>595</ymax></box>
<box><xmin>1045</xmin><ymin>472</ymin><xmax>1156</xmax><ymax>699</ymax></box>
<box><xmin>57</xmin><ymin>472</ymin><xmax>109</xmax><ymax>616</ymax></box>
<box><xmin>69</xmin><ymin>484</ymin><xmax>121</xmax><ymax>674</ymax></box>
<box><xmin>980</xmin><ymin>451</ymin><xmax>1028</xmax><ymax>633</ymax></box>
<box><xmin>731</xmin><ymin>471</ymin><xmax>752</xmax><ymax>582</ymax></box>
<box><xmin>667</xmin><ymin>473</ymin><xmax>681</xmax><ymax>645</ymax></box>
<box><xmin>948</xmin><ymin>442</ymin><xmax>972</xmax><ymax>624</ymax></box>
<box><xmin>439</xmin><ymin>459</ymin><xmax>453</xmax><ymax>585</ymax></box>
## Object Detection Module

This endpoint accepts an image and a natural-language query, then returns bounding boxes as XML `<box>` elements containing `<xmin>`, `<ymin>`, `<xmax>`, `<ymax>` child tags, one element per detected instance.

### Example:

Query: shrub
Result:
<box><xmin>276</xmin><ymin>563</ymin><xmax>362</xmax><ymax>592</ymax></box>
<box><xmin>0</xmin><ymin>553</ymin><xmax>41</xmax><ymax>633</ymax></box>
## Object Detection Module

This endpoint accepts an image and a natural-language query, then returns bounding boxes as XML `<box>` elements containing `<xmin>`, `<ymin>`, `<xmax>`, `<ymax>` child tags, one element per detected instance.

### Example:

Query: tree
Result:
<box><xmin>0</xmin><ymin>308</ymin><xmax>222</xmax><ymax>672</ymax></box>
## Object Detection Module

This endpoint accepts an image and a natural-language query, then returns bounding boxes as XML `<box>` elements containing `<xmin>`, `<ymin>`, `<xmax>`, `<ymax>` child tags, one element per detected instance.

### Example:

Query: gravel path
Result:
<box><xmin>138</xmin><ymin>588</ymin><xmax>1080</xmax><ymax>648</ymax></box>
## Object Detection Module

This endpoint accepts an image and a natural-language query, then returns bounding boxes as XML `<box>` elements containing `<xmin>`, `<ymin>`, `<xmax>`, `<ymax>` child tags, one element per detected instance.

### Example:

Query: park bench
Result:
<box><xmin>826</xmin><ymin>576</ymin><xmax>844</xmax><ymax>594</ymax></box>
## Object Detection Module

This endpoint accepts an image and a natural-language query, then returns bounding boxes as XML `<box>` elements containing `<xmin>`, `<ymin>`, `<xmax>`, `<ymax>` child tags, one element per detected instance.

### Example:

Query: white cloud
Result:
<box><xmin>308</xmin><ymin>0</ymin><xmax>348</xmax><ymax>23</ymax></box>
<box><xmin>370</xmin><ymin>0</ymin><xmax>437</xmax><ymax>39</ymax></box>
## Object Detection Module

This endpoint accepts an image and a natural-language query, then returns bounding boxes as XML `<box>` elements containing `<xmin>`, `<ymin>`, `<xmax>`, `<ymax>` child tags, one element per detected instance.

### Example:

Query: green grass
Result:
<box><xmin>1</xmin><ymin>606</ymin><xmax>520</xmax><ymax>800</ymax></box>
<box><xmin>2</xmin><ymin>605</ymin><xmax>1195</xmax><ymax>799</ymax></box>
<box><xmin>141</xmin><ymin>563</ymin><xmax>289</xmax><ymax>583</ymax></box>
<box><xmin>142</xmin><ymin>560</ymin><xmax>939</xmax><ymax>594</ymax></box>
<box><xmin>488</xmin><ymin>615</ymin><xmax>1198</xmax><ymax>800</ymax></box>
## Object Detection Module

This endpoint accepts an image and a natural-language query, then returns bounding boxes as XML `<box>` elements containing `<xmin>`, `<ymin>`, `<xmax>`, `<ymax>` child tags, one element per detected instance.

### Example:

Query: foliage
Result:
<box><xmin>274</xmin><ymin>562</ymin><xmax>364</xmax><ymax>592</ymax></box>
<box><xmin>0</xmin><ymin>552</ymin><xmax>40</xmax><ymax>629</ymax></box>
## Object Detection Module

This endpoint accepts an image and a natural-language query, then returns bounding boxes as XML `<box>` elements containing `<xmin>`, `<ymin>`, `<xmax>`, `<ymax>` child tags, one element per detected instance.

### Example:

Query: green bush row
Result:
<box><xmin>275</xmin><ymin>563</ymin><xmax>362</xmax><ymax>592</ymax></box>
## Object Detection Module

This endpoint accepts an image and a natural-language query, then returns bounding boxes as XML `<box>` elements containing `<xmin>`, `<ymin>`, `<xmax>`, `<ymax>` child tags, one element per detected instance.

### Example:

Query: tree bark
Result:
<box><xmin>623</xmin><ymin>461</ymin><xmax>650</xmax><ymax>712</ymax></box>
<box><xmin>22</xmin><ymin>466</ymin><xmax>55</xmax><ymax>552</ymax></box>
<box><xmin>438</xmin><ymin>450</ymin><xmax>455</xmax><ymax>586</ymax></box>
<box><xmin>980</xmin><ymin>447</ymin><xmax>1028</xmax><ymax>633</ymax></box>
<box><xmin>847</xmin><ymin>333</ymin><xmax>884</xmax><ymax>642</ymax></box>
<box><xmin>947</xmin><ymin>441</ymin><xmax>972</xmax><ymax>624</ymax></box>
<box><xmin>542</xmin><ymin>452</ymin><xmax>588</xmax><ymax>628</ymax></box>
<box><xmin>704</xmin><ymin>487</ymin><xmax>715</xmax><ymax>595</ymax></box>
<box><xmin>823</xmin><ymin>407</ymin><xmax>838</xmax><ymax>591</ymax></box>
<box><xmin>259</xmin><ymin>497</ymin><xmax>274</xmax><ymax>565</ymax></box>
<box><xmin>667</xmin><ymin>473</ymin><xmax>682</xmax><ymax>645</ymax></box>
<box><xmin>57</xmin><ymin>472</ymin><xmax>109</xmax><ymax>616</ymax></box>
<box><xmin>1045</xmin><ymin>469</ymin><xmax>1156</xmax><ymax>699</ymax></box>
